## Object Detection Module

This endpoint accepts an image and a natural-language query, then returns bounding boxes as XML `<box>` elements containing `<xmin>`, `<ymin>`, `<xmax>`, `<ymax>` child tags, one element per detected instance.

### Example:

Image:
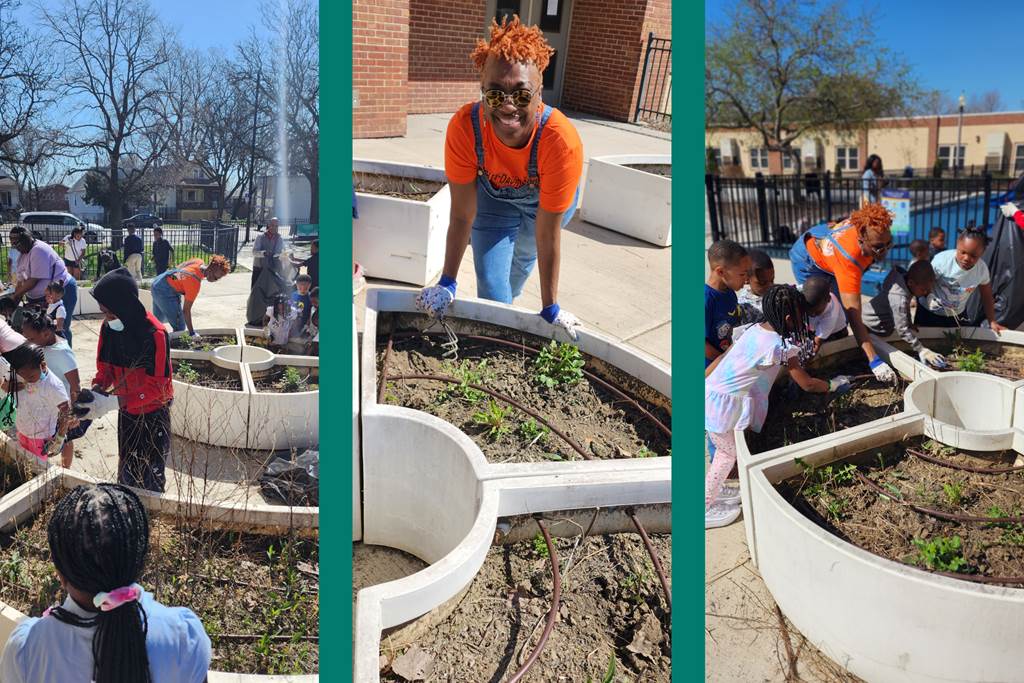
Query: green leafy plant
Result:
<box><xmin>518</xmin><ymin>418</ymin><xmax>549</xmax><ymax>445</ymax></box>
<box><xmin>586</xmin><ymin>653</ymin><xmax>617</xmax><ymax>683</ymax></box>
<box><xmin>175</xmin><ymin>361</ymin><xmax>199</xmax><ymax>384</ymax></box>
<box><xmin>942</xmin><ymin>480</ymin><xmax>964</xmax><ymax>507</ymax></box>
<box><xmin>533</xmin><ymin>340</ymin><xmax>585</xmax><ymax>388</ymax></box>
<box><xmin>282</xmin><ymin>366</ymin><xmax>304</xmax><ymax>393</ymax></box>
<box><xmin>439</xmin><ymin>359</ymin><xmax>490</xmax><ymax>404</ymax></box>
<box><xmin>984</xmin><ymin>506</ymin><xmax>1024</xmax><ymax>545</ymax></box>
<box><xmin>471</xmin><ymin>400</ymin><xmax>513</xmax><ymax>441</ymax></box>
<box><xmin>636</xmin><ymin>445</ymin><xmax>657</xmax><ymax>458</ymax></box>
<box><xmin>532</xmin><ymin>532</ymin><xmax>549</xmax><ymax>558</ymax></box>
<box><xmin>955</xmin><ymin>347</ymin><xmax>986</xmax><ymax>373</ymax></box>
<box><xmin>912</xmin><ymin>535</ymin><xmax>969</xmax><ymax>573</ymax></box>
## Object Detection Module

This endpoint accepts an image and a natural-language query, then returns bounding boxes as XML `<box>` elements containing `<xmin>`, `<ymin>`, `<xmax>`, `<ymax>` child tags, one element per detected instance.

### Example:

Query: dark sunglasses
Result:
<box><xmin>482</xmin><ymin>88</ymin><xmax>535</xmax><ymax>109</ymax></box>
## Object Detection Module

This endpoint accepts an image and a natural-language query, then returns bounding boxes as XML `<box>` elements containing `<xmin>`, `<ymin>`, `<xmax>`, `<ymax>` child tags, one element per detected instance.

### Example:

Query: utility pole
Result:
<box><xmin>245</xmin><ymin>63</ymin><xmax>263</xmax><ymax>245</ymax></box>
<box><xmin>955</xmin><ymin>91</ymin><xmax>965</xmax><ymax>178</ymax></box>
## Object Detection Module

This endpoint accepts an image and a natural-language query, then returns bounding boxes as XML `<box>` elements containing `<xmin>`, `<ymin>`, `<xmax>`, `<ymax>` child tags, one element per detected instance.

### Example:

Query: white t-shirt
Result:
<box><xmin>265</xmin><ymin>306</ymin><xmax>296</xmax><ymax>345</ymax></box>
<box><xmin>808</xmin><ymin>292</ymin><xmax>847</xmax><ymax>339</ymax></box>
<box><xmin>924</xmin><ymin>249</ymin><xmax>990</xmax><ymax>316</ymax></box>
<box><xmin>13</xmin><ymin>367</ymin><xmax>68</xmax><ymax>439</ymax></box>
<box><xmin>46</xmin><ymin>301</ymin><xmax>66</xmax><ymax>323</ymax></box>
<box><xmin>40</xmin><ymin>339</ymin><xmax>77</xmax><ymax>399</ymax></box>
<box><xmin>62</xmin><ymin>236</ymin><xmax>87</xmax><ymax>263</ymax></box>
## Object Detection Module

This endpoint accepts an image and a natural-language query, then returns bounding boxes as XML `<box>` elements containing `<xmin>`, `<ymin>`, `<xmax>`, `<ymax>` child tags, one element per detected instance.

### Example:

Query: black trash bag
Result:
<box><xmin>246</xmin><ymin>266</ymin><xmax>291</xmax><ymax>327</ymax></box>
<box><xmin>95</xmin><ymin>250</ymin><xmax>121</xmax><ymax>280</ymax></box>
<box><xmin>259</xmin><ymin>450</ymin><xmax>319</xmax><ymax>507</ymax></box>
<box><xmin>964</xmin><ymin>174</ymin><xmax>1024</xmax><ymax>327</ymax></box>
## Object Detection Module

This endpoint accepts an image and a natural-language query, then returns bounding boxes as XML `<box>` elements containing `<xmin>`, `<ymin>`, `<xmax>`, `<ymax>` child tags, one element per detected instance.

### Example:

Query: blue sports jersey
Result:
<box><xmin>705</xmin><ymin>284</ymin><xmax>741</xmax><ymax>368</ymax></box>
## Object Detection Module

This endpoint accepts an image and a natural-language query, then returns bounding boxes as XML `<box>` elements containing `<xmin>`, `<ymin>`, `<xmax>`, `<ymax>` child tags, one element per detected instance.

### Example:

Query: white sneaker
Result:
<box><xmin>718</xmin><ymin>482</ymin><xmax>741</xmax><ymax>506</ymax></box>
<box><xmin>706</xmin><ymin>502</ymin><xmax>741</xmax><ymax>529</ymax></box>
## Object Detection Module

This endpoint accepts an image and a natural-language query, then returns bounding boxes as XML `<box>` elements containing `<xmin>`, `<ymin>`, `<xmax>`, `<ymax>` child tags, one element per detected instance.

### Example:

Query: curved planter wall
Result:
<box><xmin>353</xmin><ymin>159</ymin><xmax>451</xmax><ymax>286</ymax></box>
<box><xmin>581</xmin><ymin>154</ymin><xmax>671</xmax><ymax>246</ymax></box>
<box><xmin>737</xmin><ymin>328</ymin><xmax>1024</xmax><ymax>682</ymax></box>
<box><xmin>354</xmin><ymin>289</ymin><xmax>672</xmax><ymax>682</ymax></box>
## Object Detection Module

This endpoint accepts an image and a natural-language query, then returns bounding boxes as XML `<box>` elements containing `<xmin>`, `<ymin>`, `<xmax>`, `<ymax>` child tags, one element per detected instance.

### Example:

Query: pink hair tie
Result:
<box><xmin>93</xmin><ymin>583</ymin><xmax>142</xmax><ymax>612</ymax></box>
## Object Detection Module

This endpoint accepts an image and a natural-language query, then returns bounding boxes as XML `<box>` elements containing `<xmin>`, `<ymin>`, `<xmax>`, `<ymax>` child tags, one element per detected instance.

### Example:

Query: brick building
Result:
<box><xmin>353</xmin><ymin>0</ymin><xmax>671</xmax><ymax>138</ymax></box>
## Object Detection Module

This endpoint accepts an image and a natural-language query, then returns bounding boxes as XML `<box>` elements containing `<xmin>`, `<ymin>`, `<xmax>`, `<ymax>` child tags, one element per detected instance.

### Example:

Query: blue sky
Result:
<box><xmin>705</xmin><ymin>1</ymin><xmax>1020</xmax><ymax>111</ymax></box>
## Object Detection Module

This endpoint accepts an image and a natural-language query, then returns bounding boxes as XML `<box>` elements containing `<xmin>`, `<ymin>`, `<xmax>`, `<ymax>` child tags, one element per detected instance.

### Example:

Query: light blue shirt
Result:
<box><xmin>0</xmin><ymin>592</ymin><xmax>211</xmax><ymax>683</ymax></box>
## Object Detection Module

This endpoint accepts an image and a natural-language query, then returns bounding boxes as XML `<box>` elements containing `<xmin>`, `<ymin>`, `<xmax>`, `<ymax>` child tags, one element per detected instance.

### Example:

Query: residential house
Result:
<box><xmin>253</xmin><ymin>174</ymin><xmax>312</xmax><ymax>225</ymax></box>
<box><xmin>26</xmin><ymin>184</ymin><xmax>69</xmax><ymax>212</ymax></box>
<box><xmin>0</xmin><ymin>176</ymin><xmax>20</xmax><ymax>211</ymax></box>
<box><xmin>67</xmin><ymin>174</ymin><xmax>105</xmax><ymax>221</ymax></box>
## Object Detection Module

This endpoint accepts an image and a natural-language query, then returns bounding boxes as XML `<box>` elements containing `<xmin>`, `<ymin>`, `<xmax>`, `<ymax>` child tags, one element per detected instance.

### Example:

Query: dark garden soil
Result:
<box><xmin>252</xmin><ymin>366</ymin><xmax>319</xmax><ymax>393</ymax></box>
<box><xmin>173</xmin><ymin>359</ymin><xmax>243</xmax><ymax>391</ymax></box>
<box><xmin>750</xmin><ymin>350</ymin><xmax>906</xmax><ymax>454</ymax></box>
<box><xmin>170</xmin><ymin>334</ymin><xmax>239</xmax><ymax>351</ymax></box>
<box><xmin>777</xmin><ymin>436</ymin><xmax>1024</xmax><ymax>583</ymax></box>
<box><xmin>0</xmin><ymin>458</ymin><xmax>29</xmax><ymax>497</ymax></box>
<box><xmin>891</xmin><ymin>338</ymin><xmax>1024</xmax><ymax>380</ymax></box>
<box><xmin>353</xmin><ymin>172</ymin><xmax>446</xmax><ymax>202</ymax></box>
<box><xmin>376</xmin><ymin>331</ymin><xmax>671</xmax><ymax>464</ymax></box>
<box><xmin>0</xmin><ymin>495</ymin><xmax>319</xmax><ymax>675</ymax></box>
<box><xmin>624</xmin><ymin>163</ymin><xmax>672</xmax><ymax>178</ymax></box>
<box><xmin>246</xmin><ymin>335</ymin><xmax>318</xmax><ymax>357</ymax></box>
<box><xmin>380</xmin><ymin>533</ymin><xmax>671</xmax><ymax>683</ymax></box>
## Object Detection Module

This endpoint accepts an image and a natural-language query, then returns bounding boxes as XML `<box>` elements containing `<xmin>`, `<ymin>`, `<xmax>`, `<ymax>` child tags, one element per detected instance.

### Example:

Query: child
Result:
<box><xmin>705</xmin><ymin>285</ymin><xmax>853</xmax><ymax>528</ymax></box>
<box><xmin>291</xmin><ymin>239</ymin><xmax>319</xmax><ymax>289</ymax></box>
<box><xmin>802</xmin><ymin>275</ymin><xmax>849</xmax><ymax>353</ymax></box>
<box><xmin>123</xmin><ymin>226</ymin><xmax>143</xmax><ymax>281</ymax></box>
<box><xmin>21</xmin><ymin>309</ymin><xmax>88</xmax><ymax>467</ymax></box>
<box><xmin>705</xmin><ymin>240</ymin><xmax>750</xmax><ymax>368</ymax></box>
<box><xmin>306</xmin><ymin>286</ymin><xmax>319</xmax><ymax>337</ymax></box>
<box><xmin>0</xmin><ymin>297</ymin><xmax>24</xmax><ymax>332</ymax></box>
<box><xmin>290</xmin><ymin>274</ymin><xmax>313</xmax><ymax>334</ymax></box>
<box><xmin>0</xmin><ymin>483</ymin><xmax>212</xmax><ymax>682</ymax></box>
<box><xmin>0</xmin><ymin>343</ymin><xmax>73</xmax><ymax>461</ymax></box>
<box><xmin>928</xmin><ymin>227</ymin><xmax>946</xmax><ymax>260</ymax></box>
<box><xmin>916</xmin><ymin>226</ymin><xmax>1005</xmax><ymax>332</ymax></box>
<box><xmin>45</xmin><ymin>281</ymin><xmax>67</xmax><ymax>337</ymax></box>
<box><xmin>733</xmin><ymin>249</ymin><xmax>774</xmax><ymax>341</ymax></box>
<box><xmin>152</xmin><ymin>226</ymin><xmax>174</xmax><ymax>274</ymax></box>
<box><xmin>909</xmin><ymin>239</ymin><xmax>929</xmax><ymax>265</ymax></box>
<box><xmin>861</xmin><ymin>260</ymin><xmax>946</xmax><ymax>367</ymax></box>
<box><xmin>263</xmin><ymin>295</ymin><xmax>296</xmax><ymax>350</ymax></box>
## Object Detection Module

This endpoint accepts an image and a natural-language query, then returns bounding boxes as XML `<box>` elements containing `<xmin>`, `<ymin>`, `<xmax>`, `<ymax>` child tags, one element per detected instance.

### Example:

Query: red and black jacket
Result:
<box><xmin>93</xmin><ymin>311</ymin><xmax>173</xmax><ymax>415</ymax></box>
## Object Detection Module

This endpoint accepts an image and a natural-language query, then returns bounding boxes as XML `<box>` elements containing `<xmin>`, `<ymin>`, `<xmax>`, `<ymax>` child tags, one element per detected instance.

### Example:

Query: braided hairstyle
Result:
<box><xmin>20</xmin><ymin>306</ymin><xmax>57</xmax><ymax>338</ymax></box>
<box><xmin>3</xmin><ymin>342</ymin><xmax>45</xmax><ymax>409</ymax></box>
<box><xmin>47</xmin><ymin>484</ymin><xmax>152</xmax><ymax>683</ymax></box>
<box><xmin>761</xmin><ymin>285</ymin><xmax>813</xmax><ymax>363</ymax></box>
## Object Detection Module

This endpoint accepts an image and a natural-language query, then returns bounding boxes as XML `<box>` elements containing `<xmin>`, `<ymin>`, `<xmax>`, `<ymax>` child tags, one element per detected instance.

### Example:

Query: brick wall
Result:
<box><xmin>353</xmin><ymin>0</ymin><xmax>410</xmax><ymax>138</ymax></box>
<box><xmin>408</xmin><ymin>0</ymin><xmax>485</xmax><ymax>114</ymax></box>
<box><xmin>561</xmin><ymin>0</ymin><xmax>671</xmax><ymax>122</ymax></box>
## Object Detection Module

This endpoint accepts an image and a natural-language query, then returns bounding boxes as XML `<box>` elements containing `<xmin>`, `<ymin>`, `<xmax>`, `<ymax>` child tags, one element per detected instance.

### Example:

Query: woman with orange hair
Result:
<box><xmin>150</xmin><ymin>255</ymin><xmax>231</xmax><ymax>337</ymax></box>
<box><xmin>788</xmin><ymin>204</ymin><xmax>899</xmax><ymax>381</ymax></box>
<box><xmin>416</xmin><ymin>16</ymin><xmax>584</xmax><ymax>340</ymax></box>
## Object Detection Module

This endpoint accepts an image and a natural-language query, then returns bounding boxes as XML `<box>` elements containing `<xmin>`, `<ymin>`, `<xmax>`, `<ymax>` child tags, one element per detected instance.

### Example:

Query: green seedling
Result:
<box><xmin>471</xmin><ymin>400</ymin><xmax>513</xmax><ymax>441</ymax></box>
<box><xmin>532</xmin><ymin>532</ymin><xmax>549</xmax><ymax>558</ymax></box>
<box><xmin>533</xmin><ymin>340</ymin><xmax>585</xmax><ymax>388</ymax></box>
<box><xmin>176</xmin><ymin>361</ymin><xmax>199</xmax><ymax>384</ymax></box>
<box><xmin>439</xmin><ymin>359</ymin><xmax>490</xmax><ymax>404</ymax></box>
<box><xmin>518</xmin><ymin>418</ymin><xmax>549</xmax><ymax>445</ymax></box>
<box><xmin>586</xmin><ymin>653</ymin><xmax>617</xmax><ymax>683</ymax></box>
<box><xmin>282</xmin><ymin>366</ymin><xmax>304</xmax><ymax>392</ymax></box>
<box><xmin>912</xmin><ymin>535</ymin><xmax>969</xmax><ymax>573</ymax></box>
<box><xmin>955</xmin><ymin>347</ymin><xmax>986</xmax><ymax>373</ymax></box>
<box><xmin>942</xmin><ymin>480</ymin><xmax>964</xmax><ymax>507</ymax></box>
<box><xmin>636</xmin><ymin>446</ymin><xmax>657</xmax><ymax>458</ymax></box>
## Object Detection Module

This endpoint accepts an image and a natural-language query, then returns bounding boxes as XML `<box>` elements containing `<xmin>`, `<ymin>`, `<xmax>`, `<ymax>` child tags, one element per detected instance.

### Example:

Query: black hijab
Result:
<box><xmin>92</xmin><ymin>268</ymin><xmax>167</xmax><ymax>374</ymax></box>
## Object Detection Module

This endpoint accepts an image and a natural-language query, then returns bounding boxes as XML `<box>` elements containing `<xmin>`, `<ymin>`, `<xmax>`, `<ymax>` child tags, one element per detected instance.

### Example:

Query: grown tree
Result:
<box><xmin>1</xmin><ymin>128</ymin><xmax>68</xmax><ymax>210</ymax></box>
<box><xmin>706</xmin><ymin>0</ymin><xmax>922</xmax><ymax>177</ymax></box>
<box><xmin>0</xmin><ymin>0</ymin><xmax>57</xmax><ymax>167</ymax></box>
<box><xmin>966</xmin><ymin>90</ymin><xmax>1004</xmax><ymax>114</ymax></box>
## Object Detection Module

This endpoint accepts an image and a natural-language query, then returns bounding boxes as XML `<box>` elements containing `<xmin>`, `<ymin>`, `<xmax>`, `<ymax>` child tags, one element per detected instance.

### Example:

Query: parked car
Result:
<box><xmin>122</xmin><ymin>213</ymin><xmax>162</xmax><ymax>229</ymax></box>
<box><xmin>19</xmin><ymin>212</ymin><xmax>111</xmax><ymax>245</ymax></box>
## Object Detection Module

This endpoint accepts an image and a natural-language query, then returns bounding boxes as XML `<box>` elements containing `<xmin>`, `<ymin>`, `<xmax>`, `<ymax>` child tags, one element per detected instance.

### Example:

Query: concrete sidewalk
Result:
<box><xmin>354</xmin><ymin>112</ymin><xmax>672</xmax><ymax>364</ymax></box>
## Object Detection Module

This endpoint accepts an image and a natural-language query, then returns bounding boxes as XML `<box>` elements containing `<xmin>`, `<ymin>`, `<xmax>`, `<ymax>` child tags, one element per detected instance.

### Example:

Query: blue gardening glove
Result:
<box><xmin>73</xmin><ymin>388</ymin><xmax>118</xmax><ymax>421</ymax></box>
<box><xmin>828</xmin><ymin>375</ymin><xmax>854</xmax><ymax>395</ymax></box>
<box><xmin>540</xmin><ymin>303</ymin><xmax>580</xmax><ymax>341</ymax></box>
<box><xmin>415</xmin><ymin>275</ymin><xmax>456</xmax><ymax>319</ymax></box>
<box><xmin>869</xmin><ymin>357</ymin><xmax>897</xmax><ymax>383</ymax></box>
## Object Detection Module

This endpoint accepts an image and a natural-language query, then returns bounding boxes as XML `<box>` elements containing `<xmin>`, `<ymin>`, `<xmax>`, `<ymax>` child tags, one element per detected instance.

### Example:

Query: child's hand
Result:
<box><xmin>813</xmin><ymin>337</ymin><xmax>823</xmax><ymax>355</ymax></box>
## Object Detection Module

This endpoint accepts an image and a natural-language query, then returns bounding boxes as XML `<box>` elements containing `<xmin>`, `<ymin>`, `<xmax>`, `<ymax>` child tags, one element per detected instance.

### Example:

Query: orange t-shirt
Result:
<box><xmin>444</xmin><ymin>102</ymin><xmax>584</xmax><ymax>213</ymax></box>
<box><xmin>805</xmin><ymin>220</ymin><xmax>873</xmax><ymax>295</ymax></box>
<box><xmin>167</xmin><ymin>258</ymin><xmax>206</xmax><ymax>303</ymax></box>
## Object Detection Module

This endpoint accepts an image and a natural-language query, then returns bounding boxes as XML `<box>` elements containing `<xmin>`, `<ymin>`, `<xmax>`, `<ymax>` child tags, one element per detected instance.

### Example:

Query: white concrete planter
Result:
<box><xmin>354</xmin><ymin>288</ymin><xmax>672</xmax><ymax>682</ymax></box>
<box><xmin>353</xmin><ymin>159</ymin><xmax>451</xmax><ymax>286</ymax></box>
<box><xmin>733</xmin><ymin>328</ymin><xmax>1024</xmax><ymax>681</ymax></box>
<box><xmin>74</xmin><ymin>286</ymin><xmax>152</xmax><ymax>316</ymax></box>
<box><xmin>582</xmin><ymin>154</ymin><xmax>672</xmax><ymax>246</ymax></box>
<box><xmin>169</xmin><ymin>327</ymin><xmax>318</xmax><ymax>451</ymax></box>
<box><xmin>353</xmin><ymin>305</ymin><xmax>362</xmax><ymax>541</ymax></box>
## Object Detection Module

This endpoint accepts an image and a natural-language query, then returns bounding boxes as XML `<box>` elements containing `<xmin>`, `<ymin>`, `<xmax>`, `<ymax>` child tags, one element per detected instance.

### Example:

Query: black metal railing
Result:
<box><xmin>706</xmin><ymin>171</ymin><xmax>1021</xmax><ymax>267</ymax></box>
<box><xmin>635</xmin><ymin>33</ymin><xmax>671</xmax><ymax>123</ymax></box>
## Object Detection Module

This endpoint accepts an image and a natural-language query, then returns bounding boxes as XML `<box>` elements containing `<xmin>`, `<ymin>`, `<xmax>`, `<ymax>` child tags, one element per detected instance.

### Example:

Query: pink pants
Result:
<box><xmin>18</xmin><ymin>433</ymin><xmax>47</xmax><ymax>461</ymax></box>
<box><xmin>705</xmin><ymin>431</ymin><xmax>737</xmax><ymax>508</ymax></box>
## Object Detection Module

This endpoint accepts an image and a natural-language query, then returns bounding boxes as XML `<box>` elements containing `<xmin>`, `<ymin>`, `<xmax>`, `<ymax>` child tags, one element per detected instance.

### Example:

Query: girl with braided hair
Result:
<box><xmin>704</xmin><ymin>285</ymin><xmax>855</xmax><ymax>528</ymax></box>
<box><xmin>0</xmin><ymin>342</ymin><xmax>73</xmax><ymax>461</ymax></box>
<box><xmin>0</xmin><ymin>484</ymin><xmax>211</xmax><ymax>682</ymax></box>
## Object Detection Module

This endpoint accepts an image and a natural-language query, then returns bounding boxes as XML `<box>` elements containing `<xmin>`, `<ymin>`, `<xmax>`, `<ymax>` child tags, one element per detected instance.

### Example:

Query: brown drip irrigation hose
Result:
<box><xmin>386</xmin><ymin>330</ymin><xmax>672</xmax><ymax>439</ymax></box>
<box><xmin>506</xmin><ymin>518</ymin><xmax>561</xmax><ymax>683</ymax></box>
<box><xmin>906</xmin><ymin>447</ymin><xmax>1024</xmax><ymax>474</ymax></box>
<box><xmin>627</xmin><ymin>510</ymin><xmax>671</xmax><ymax>611</ymax></box>
<box><xmin>388</xmin><ymin>373</ymin><xmax>593</xmax><ymax>460</ymax></box>
<box><xmin>855</xmin><ymin>470</ymin><xmax>1024</xmax><ymax>525</ymax></box>
<box><xmin>377</xmin><ymin>330</ymin><xmax>396</xmax><ymax>404</ymax></box>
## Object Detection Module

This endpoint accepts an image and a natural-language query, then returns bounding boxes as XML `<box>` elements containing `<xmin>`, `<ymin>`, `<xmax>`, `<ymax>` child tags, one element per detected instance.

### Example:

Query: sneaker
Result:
<box><xmin>706</xmin><ymin>502</ymin><xmax>741</xmax><ymax>529</ymax></box>
<box><xmin>718</xmin><ymin>482</ymin><xmax>742</xmax><ymax>506</ymax></box>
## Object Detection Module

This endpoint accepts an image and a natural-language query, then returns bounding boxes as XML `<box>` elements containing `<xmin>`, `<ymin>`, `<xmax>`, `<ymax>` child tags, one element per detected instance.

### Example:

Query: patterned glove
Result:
<box><xmin>43</xmin><ymin>435</ymin><xmax>64</xmax><ymax>459</ymax></box>
<box><xmin>415</xmin><ymin>275</ymin><xmax>456</xmax><ymax>319</ymax></box>
<box><xmin>918</xmin><ymin>348</ymin><xmax>948</xmax><ymax>369</ymax></box>
<box><xmin>540</xmin><ymin>303</ymin><xmax>581</xmax><ymax>341</ymax></box>
<box><xmin>870</xmin><ymin>357</ymin><xmax>898</xmax><ymax>383</ymax></box>
<box><xmin>828</xmin><ymin>375</ymin><xmax>854</xmax><ymax>394</ymax></box>
<box><xmin>1000</xmin><ymin>202</ymin><xmax>1020</xmax><ymax>218</ymax></box>
<box><xmin>73</xmin><ymin>389</ymin><xmax>119</xmax><ymax>421</ymax></box>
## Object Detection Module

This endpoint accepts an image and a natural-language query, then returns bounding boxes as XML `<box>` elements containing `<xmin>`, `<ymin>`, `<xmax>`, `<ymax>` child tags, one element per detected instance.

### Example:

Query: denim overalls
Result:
<box><xmin>469</xmin><ymin>102</ymin><xmax>581</xmax><ymax>304</ymax></box>
<box><xmin>150</xmin><ymin>267</ymin><xmax>201</xmax><ymax>332</ymax></box>
<box><xmin>788</xmin><ymin>220</ymin><xmax>869</xmax><ymax>296</ymax></box>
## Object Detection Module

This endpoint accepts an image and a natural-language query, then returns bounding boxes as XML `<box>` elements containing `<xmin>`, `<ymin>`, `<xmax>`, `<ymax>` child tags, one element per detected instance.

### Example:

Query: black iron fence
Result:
<box><xmin>635</xmin><ymin>33</ymin><xmax>671</xmax><ymax>124</ymax></box>
<box><xmin>0</xmin><ymin>221</ymin><xmax>241</xmax><ymax>282</ymax></box>
<box><xmin>707</xmin><ymin>171</ymin><xmax>1021</xmax><ymax>267</ymax></box>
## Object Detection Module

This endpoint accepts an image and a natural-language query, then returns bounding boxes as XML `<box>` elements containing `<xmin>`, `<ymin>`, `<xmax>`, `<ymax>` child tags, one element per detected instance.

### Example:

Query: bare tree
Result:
<box><xmin>42</xmin><ymin>0</ymin><xmax>173</xmax><ymax>227</ymax></box>
<box><xmin>1</xmin><ymin>127</ymin><xmax>69</xmax><ymax>210</ymax></box>
<box><xmin>0</xmin><ymin>1</ymin><xmax>56</xmax><ymax>167</ymax></box>
<box><xmin>966</xmin><ymin>90</ymin><xmax>1004</xmax><ymax>114</ymax></box>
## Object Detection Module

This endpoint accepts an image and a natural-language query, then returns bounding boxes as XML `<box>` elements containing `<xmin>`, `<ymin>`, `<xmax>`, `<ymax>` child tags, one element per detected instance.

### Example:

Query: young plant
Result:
<box><xmin>176</xmin><ymin>361</ymin><xmax>199</xmax><ymax>384</ymax></box>
<box><xmin>518</xmin><ymin>418</ymin><xmax>549</xmax><ymax>445</ymax></box>
<box><xmin>282</xmin><ymin>366</ymin><xmax>304</xmax><ymax>392</ymax></box>
<box><xmin>955</xmin><ymin>347</ymin><xmax>986</xmax><ymax>373</ymax></box>
<box><xmin>586</xmin><ymin>654</ymin><xmax>617</xmax><ymax>683</ymax></box>
<box><xmin>912</xmin><ymin>535</ymin><xmax>969</xmax><ymax>573</ymax></box>
<box><xmin>532</xmin><ymin>532</ymin><xmax>549</xmax><ymax>558</ymax></box>
<box><xmin>533</xmin><ymin>340</ymin><xmax>585</xmax><ymax>388</ymax></box>
<box><xmin>942</xmin><ymin>480</ymin><xmax>964</xmax><ymax>507</ymax></box>
<box><xmin>471</xmin><ymin>400</ymin><xmax>513</xmax><ymax>441</ymax></box>
<box><xmin>636</xmin><ymin>445</ymin><xmax>657</xmax><ymax>458</ymax></box>
<box><xmin>439</xmin><ymin>359</ymin><xmax>490</xmax><ymax>404</ymax></box>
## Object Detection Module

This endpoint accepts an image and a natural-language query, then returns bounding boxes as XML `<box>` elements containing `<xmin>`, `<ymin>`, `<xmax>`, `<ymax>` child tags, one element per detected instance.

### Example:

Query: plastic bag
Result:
<box><xmin>964</xmin><ymin>175</ymin><xmax>1024</xmax><ymax>327</ymax></box>
<box><xmin>258</xmin><ymin>449</ymin><xmax>318</xmax><ymax>507</ymax></box>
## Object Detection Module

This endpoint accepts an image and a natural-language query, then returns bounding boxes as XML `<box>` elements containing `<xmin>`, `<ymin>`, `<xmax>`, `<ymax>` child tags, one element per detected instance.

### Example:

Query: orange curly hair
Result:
<box><xmin>849</xmin><ymin>203</ymin><xmax>893</xmax><ymax>238</ymax></box>
<box><xmin>471</xmin><ymin>15</ymin><xmax>554</xmax><ymax>73</ymax></box>
<box><xmin>208</xmin><ymin>255</ymin><xmax>231</xmax><ymax>273</ymax></box>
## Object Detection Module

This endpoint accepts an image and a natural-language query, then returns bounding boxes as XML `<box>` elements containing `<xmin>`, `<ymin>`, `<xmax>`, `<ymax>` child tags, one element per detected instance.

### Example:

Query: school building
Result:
<box><xmin>353</xmin><ymin>0</ymin><xmax>671</xmax><ymax>138</ymax></box>
<box><xmin>706</xmin><ymin>111</ymin><xmax>1024</xmax><ymax>179</ymax></box>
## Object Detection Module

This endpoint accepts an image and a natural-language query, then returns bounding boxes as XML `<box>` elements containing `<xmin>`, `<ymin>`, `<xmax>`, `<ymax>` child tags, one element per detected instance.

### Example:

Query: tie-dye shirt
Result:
<box><xmin>705</xmin><ymin>324</ymin><xmax>800</xmax><ymax>434</ymax></box>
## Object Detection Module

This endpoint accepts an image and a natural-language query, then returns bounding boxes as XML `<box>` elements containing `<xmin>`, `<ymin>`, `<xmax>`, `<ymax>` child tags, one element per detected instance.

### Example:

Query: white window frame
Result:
<box><xmin>937</xmin><ymin>145</ymin><xmax>966</xmax><ymax>170</ymax></box>
<box><xmin>836</xmin><ymin>146</ymin><xmax>859</xmax><ymax>171</ymax></box>
<box><xmin>782</xmin><ymin>152</ymin><xmax>793</xmax><ymax>170</ymax></box>
<box><xmin>1014</xmin><ymin>144</ymin><xmax>1024</xmax><ymax>174</ymax></box>
<box><xmin>749</xmin><ymin>147</ymin><xmax>769</xmax><ymax>170</ymax></box>
<box><xmin>186</xmin><ymin>189</ymin><xmax>198</xmax><ymax>202</ymax></box>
